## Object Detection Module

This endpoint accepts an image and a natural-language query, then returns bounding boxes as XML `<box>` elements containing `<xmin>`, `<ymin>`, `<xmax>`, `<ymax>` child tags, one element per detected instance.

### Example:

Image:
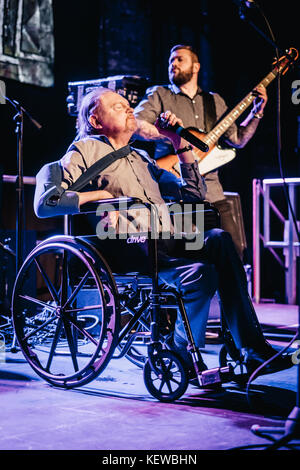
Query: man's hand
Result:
<box><xmin>154</xmin><ymin>111</ymin><xmax>183</xmax><ymax>150</ymax></box>
<box><xmin>155</xmin><ymin>111</ymin><xmax>195</xmax><ymax>163</ymax></box>
<box><xmin>252</xmin><ymin>84</ymin><xmax>268</xmax><ymax>114</ymax></box>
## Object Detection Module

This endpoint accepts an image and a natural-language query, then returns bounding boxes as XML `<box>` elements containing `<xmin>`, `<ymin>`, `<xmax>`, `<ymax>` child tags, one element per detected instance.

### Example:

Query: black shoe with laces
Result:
<box><xmin>243</xmin><ymin>342</ymin><xmax>293</xmax><ymax>377</ymax></box>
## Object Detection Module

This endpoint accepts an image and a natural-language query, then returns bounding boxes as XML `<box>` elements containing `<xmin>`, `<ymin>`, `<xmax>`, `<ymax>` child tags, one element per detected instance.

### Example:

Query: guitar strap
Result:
<box><xmin>202</xmin><ymin>91</ymin><xmax>217</xmax><ymax>132</ymax></box>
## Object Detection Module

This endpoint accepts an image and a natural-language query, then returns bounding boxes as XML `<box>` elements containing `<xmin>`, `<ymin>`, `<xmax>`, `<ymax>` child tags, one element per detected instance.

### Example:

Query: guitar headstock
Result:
<box><xmin>272</xmin><ymin>48</ymin><xmax>299</xmax><ymax>75</ymax></box>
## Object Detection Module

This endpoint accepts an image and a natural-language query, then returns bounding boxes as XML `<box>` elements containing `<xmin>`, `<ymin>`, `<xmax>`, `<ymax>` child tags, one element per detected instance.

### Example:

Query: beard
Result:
<box><xmin>169</xmin><ymin>66</ymin><xmax>194</xmax><ymax>87</ymax></box>
<box><xmin>126</xmin><ymin>115</ymin><xmax>138</xmax><ymax>132</ymax></box>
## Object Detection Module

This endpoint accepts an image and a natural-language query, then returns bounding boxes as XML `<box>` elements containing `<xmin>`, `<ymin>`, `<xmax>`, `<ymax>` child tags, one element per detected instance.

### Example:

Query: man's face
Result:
<box><xmin>168</xmin><ymin>49</ymin><xmax>197</xmax><ymax>87</ymax></box>
<box><xmin>95</xmin><ymin>91</ymin><xmax>137</xmax><ymax>137</ymax></box>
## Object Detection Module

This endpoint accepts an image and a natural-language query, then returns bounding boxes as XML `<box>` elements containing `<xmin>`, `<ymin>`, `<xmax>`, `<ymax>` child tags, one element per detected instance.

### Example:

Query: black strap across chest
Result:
<box><xmin>68</xmin><ymin>144</ymin><xmax>132</xmax><ymax>192</ymax></box>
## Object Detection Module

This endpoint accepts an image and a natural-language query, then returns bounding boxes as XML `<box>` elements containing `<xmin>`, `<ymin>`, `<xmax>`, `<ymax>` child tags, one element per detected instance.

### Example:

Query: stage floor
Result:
<box><xmin>0</xmin><ymin>302</ymin><xmax>299</xmax><ymax>453</ymax></box>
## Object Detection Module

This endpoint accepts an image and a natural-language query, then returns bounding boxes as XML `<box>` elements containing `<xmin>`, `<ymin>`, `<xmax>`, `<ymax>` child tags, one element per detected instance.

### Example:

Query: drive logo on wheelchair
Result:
<box><xmin>127</xmin><ymin>235</ymin><xmax>147</xmax><ymax>244</ymax></box>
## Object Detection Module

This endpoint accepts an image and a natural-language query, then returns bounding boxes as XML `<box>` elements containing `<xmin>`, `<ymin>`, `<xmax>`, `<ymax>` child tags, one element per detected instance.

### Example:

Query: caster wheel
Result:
<box><xmin>143</xmin><ymin>350</ymin><xmax>188</xmax><ymax>402</ymax></box>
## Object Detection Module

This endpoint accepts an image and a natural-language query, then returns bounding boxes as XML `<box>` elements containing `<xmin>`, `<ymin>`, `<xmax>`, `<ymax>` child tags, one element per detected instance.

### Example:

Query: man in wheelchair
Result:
<box><xmin>34</xmin><ymin>87</ymin><xmax>292</xmax><ymax>385</ymax></box>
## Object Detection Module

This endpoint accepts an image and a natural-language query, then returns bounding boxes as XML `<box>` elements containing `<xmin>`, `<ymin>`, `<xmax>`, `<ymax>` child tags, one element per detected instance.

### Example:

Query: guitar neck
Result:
<box><xmin>204</xmin><ymin>69</ymin><xmax>278</xmax><ymax>146</ymax></box>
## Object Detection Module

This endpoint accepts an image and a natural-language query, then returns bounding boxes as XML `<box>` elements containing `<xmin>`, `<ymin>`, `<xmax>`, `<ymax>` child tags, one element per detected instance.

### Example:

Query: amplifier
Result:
<box><xmin>66</xmin><ymin>75</ymin><xmax>151</xmax><ymax>116</ymax></box>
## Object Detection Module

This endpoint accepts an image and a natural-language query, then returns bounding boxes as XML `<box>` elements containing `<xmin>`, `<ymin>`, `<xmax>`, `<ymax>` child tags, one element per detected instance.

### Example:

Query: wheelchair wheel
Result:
<box><xmin>12</xmin><ymin>236</ymin><xmax>119</xmax><ymax>388</ymax></box>
<box><xmin>143</xmin><ymin>350</ymin><xmax>188</xmax><ymax>402</ymax></box>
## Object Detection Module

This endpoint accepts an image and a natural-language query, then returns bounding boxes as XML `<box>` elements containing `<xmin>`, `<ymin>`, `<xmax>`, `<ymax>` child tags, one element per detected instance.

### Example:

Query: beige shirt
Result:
<box><xmin>59</xmin><ymin>136</ymin><xmax>206</xmax><ymax>235</ymax></box>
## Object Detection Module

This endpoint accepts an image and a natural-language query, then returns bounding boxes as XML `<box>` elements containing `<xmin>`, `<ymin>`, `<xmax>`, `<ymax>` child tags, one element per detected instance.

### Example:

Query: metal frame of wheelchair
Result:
<box><xmin>11</xmin><ymin>197</ymin><xmax>248</xmax><ymax>402</ymax></box>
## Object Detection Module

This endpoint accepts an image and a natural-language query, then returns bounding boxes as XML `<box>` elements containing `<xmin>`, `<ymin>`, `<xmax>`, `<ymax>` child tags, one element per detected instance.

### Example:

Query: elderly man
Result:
<box><xmin>34</xmin><ymin>87</ymin><xmax>291</xmax><ymax>378</ymax></box>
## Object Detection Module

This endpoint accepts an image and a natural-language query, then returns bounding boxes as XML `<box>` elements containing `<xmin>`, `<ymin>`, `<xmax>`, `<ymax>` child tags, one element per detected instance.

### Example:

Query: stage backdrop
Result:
<box><xmin>0</xmin><ymin>0</ymin><xmax>54</xmax><ymax>87</ymax></box>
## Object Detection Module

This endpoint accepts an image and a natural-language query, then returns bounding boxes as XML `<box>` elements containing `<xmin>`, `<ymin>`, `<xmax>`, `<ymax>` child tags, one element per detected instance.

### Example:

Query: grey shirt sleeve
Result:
<box><xmin>33</xmin><ymin>158</ymin><xmax>80</xmax><ymax>218</ymax></box>
<box><xmin>134</xmin><ymin>86</ymin><xmax>163</xmax><ymax>123</ymax></box>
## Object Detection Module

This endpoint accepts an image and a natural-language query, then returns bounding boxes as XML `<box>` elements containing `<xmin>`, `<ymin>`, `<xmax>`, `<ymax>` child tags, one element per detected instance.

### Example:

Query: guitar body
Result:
<box><xmin>198</xmin><ymin>146</ymin><xmax>236</xmax><ymax>175</ymax></box>
<box><xmin>157</xmin><ymin>129</ymin><xmax>236</xmax><ymax>176</ymax></box>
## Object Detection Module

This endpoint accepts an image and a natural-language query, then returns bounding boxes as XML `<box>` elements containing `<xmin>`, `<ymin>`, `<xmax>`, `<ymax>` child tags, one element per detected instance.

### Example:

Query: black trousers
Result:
<box><xmin>158</xmin><ymin>228</ymin><xmax>265</xmax><ymax>350</ymax></box>
<box><xmin>213</xmin><ymin>198</ymin><xmax>245</xmax><ymax>261</ymax></box>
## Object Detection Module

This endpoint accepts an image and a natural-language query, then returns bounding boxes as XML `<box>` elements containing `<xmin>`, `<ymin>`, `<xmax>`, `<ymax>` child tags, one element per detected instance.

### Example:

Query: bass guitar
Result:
<box><xmin>157</xmin><ymin>48</ymin><xmax>298</xmax><ymax>177</ymax></box>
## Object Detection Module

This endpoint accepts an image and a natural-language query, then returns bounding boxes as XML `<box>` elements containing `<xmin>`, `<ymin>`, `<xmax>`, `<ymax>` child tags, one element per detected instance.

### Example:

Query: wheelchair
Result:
<box><xmin>11</xmin><ymin>197</ymin><xmax>248</xmax><ymax>402</ymax></box>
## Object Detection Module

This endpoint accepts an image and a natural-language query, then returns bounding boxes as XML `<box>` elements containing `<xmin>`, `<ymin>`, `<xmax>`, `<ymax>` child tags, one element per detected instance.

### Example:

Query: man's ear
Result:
<box><xmin>89</xmin><ymin>114</ymin><xmax>103</xmax><ymax>130</ymax></box>
<box><xmin>193</xmin><ymin>62</ymin><xmax>200</xmax><ymax>74</ymax></box>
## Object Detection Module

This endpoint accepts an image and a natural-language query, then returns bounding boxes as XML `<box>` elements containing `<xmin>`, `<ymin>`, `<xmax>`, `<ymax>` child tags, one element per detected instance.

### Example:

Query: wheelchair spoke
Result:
<box><xmin>63</xmin><ymin>270</ymin><xmax>90</xmax><ymax>310</ymax></box>
<box><xmin>34</xmin><ymin>257</ymin><xmax>59</xmax><ymax>303</ymax></box>
<box><xmin>154</xmin><ymin>375</ymin><xmax>173</xmax><ymax>394</ymax></box>
<box><xmin>46</xmin><ymin>318</ymin><xmax>64</xmax><ymax>371</ymax></box>
<box><xmin>60</xmin><ymin>251</ymin><xmax>69</xmax><ymax>304</ymax></box>
<box><xmin>158</xmin><ymin>377</ymin><xmax>166</xmax><ymax>392</ymax></box>
<box><xmin>19</xmin><ymin>295</ymin><xmax>57</xmax><ymax>312</ymax></box>
<box><xmin>65</xmin><ymin>305</ymin><xmax>103</xmax><ymax>314</ymax></box>
<box><xmin>165</xmin><ymin>379</ymin><xmax>173</xmax><ymax>394</ymax></box>
<box><xmin>169</xmin><ymin>376</ymin><xmax>181</xmax><ymax>386</ymax></box>
<box><xmin>63</xmin><ymin>313</ymin><xmax>99</xmax><ymax>346</ymax></box>
<box><xmin>23</xmin><ymin>313</ymin><xmax>57</xmax><ymax>341</ymax></box>
<box><xmin>160</xmin><ymin>360</ymin><xmax>174</xmax><ymax>393</ymax></box>
<box><xmin>62</xmin><ymin>318</ymin><xmax>79</xmax><ymax>372</ymax></box>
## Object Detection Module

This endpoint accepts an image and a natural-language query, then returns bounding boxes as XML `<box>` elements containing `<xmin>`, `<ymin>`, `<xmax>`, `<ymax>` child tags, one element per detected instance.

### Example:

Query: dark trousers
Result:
<box><xmin>213</xmin><ymin>198</ymin><xmax>245</xmax><ymax>261</ymax></box>
<box><xmin>158</xmin><ymin>228</ymin><xmax>265</xmax><ymax>350</ymax></box>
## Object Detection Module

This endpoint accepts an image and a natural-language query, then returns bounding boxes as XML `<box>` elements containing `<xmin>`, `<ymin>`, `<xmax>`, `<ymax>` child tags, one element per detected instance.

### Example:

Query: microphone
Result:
<box><xmin>158</xmin><ymin>117</ymin><xmax>209</xmax><ymax>153</ymax></box>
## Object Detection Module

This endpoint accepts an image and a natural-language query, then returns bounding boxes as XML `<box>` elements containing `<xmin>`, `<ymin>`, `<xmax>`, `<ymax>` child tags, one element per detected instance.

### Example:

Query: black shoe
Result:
<box><xmin>244</xmin><ymin>342</ymin><xmax>293</xmax><ymax>377</ymax></box>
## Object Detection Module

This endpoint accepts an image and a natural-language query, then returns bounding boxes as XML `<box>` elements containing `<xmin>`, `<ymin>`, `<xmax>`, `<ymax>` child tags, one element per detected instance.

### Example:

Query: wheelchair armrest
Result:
<box><xmin>165</xmin><ymin>200</ymin><xmax>221</xmax><ymax>229</ymax></box>
<box><xmin>79</xmin><ymin>196</ymin><xmax>145</xmax><ymax>214</ymax></box>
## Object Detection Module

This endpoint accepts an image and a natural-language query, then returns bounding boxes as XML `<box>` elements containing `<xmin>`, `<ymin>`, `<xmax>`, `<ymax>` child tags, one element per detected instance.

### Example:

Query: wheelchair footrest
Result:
<box><xmin>198</xmin><ymin>364</ymin><xmax>234</xmax><ymax>387</ymax></box>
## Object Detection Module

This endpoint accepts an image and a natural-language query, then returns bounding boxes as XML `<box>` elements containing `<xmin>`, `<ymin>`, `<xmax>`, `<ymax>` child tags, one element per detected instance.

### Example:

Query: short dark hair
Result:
<box><xmin>169</xmin><ymin>44</ymin><xmax>199</xmax><ymax>63</ymax></box>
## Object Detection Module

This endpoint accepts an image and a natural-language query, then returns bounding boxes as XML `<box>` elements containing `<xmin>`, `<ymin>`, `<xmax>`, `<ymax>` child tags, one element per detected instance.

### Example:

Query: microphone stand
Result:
<box><xmin>3</xmin><ymin>96</ymin><xmax>42</xmax><ymax>353</ymax></box>
<box><xmin>14</xmin><ymin>101</ymin><xmax>25</xmax><ymax>274</ymax></box>
<box><xmin>5</xmin><ymin>97</ymin><xmax>42</xmax><ymax>273</ymax></box>
<box><xmin>238</xmin><ymin>3</ymin><xmax>285</xmax><ymax>55</ymax></box>
<box><xmin>235</xmin><ymin>2</ymin><xmax>300</xmax><ymax>450</ymax></box>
